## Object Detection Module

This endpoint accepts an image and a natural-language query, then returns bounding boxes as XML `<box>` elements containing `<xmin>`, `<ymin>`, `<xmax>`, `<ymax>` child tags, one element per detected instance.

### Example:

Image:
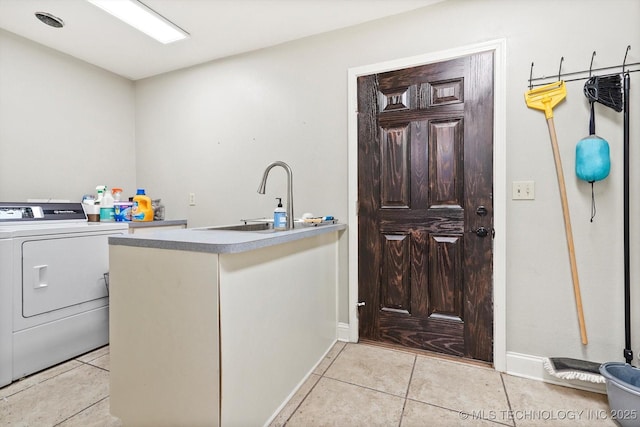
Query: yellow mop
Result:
<box><xmin>525</xmin><ymin>81</ymin><xmax>588</xmax><ymax>345</ymax></box>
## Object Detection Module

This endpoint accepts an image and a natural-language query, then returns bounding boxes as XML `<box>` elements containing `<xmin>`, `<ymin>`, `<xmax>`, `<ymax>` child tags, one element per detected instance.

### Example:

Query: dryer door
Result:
<box><xmin>22</xmin><ymin>234</ymin><xmax>110</xmax><ymax>317</ymax></box>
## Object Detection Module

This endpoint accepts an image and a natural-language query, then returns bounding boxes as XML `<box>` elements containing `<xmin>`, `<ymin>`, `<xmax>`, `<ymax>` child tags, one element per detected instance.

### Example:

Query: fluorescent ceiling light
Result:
<box><xmin>87</xmin><ymin>0</ymin><xmax>188</xmax><ymax>44</ymax></box>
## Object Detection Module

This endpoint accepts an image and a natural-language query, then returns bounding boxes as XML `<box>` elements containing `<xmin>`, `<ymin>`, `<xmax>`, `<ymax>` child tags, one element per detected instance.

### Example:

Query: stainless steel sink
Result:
<box><xmin>195</xmin><ymin>219</ymin><xmax>336</xmax><ymax>233</ymax></box>
<box><xmin>198</xmin><ymin>222</ymin><xmax>274</xmax><ymax>232</ymax></box>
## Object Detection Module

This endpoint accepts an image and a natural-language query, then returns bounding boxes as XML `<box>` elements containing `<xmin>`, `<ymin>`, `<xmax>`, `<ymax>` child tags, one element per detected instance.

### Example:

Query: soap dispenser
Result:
<box><xmin>274</xmin><ymin>197</ymin><xmax>286</xmax><ymax>231</ymax></box>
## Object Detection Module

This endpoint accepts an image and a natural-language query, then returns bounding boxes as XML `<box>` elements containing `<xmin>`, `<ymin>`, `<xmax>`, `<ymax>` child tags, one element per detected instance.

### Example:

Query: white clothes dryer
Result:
<box><xmin>0</xmin><ymin>202</ymin><xmax>128</xmax><ymax>387</ymax></box>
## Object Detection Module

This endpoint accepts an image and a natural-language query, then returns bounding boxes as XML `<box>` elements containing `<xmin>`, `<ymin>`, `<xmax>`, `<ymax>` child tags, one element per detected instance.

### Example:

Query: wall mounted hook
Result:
<box><xmin>529</xmin><ymin>62</ymin><xmax>534</xmax><ymax>90</ymax></box>
<box><xmin>623</xmin><ymin>45</ymin><xmax>631</xmax><ymax>73</ymax></box>
<box><xmin>558</xmin><ymin>56</ymin><xmax>564</xmax><ymax>81</ymax></box>
<box><xmin>589</xmin><ymin>51</ymin><xmax>596</xmax><ymax>77</ymax></box>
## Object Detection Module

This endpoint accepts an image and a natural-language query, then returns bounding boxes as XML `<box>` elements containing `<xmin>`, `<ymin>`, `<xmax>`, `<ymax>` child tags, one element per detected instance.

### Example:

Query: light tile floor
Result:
<box><xmin>0</xmin><ymin>342</ymin><xmax>620</xmax><ymax>426</ymax></box>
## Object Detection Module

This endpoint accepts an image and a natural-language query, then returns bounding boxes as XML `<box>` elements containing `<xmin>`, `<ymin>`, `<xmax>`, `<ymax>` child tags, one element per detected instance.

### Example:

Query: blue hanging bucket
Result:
<box><xmin>576</xmin><ymin>134</ymin><xmax>610</xmax><ymax>183</ymax></box>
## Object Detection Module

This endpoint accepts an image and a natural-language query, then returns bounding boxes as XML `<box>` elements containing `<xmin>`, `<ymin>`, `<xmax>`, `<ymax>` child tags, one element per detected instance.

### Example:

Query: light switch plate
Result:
<box><xmin>512</xmin><ymin>181</ymin><xmax>535</xmax><ymax>200</ymax></box>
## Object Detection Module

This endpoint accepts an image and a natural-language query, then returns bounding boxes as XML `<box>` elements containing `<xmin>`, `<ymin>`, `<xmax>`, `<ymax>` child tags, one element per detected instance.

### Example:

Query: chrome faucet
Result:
<box><xmin>257</xmin><ymin>161</ymin><xmax>294</xmax><ymax>230</ymax></box>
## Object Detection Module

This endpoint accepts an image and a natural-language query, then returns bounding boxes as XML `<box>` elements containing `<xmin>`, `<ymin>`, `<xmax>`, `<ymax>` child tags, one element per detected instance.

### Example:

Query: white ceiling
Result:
<box><xmin>0</xmin><ymin>0</ymin><xmax>443</xmax><ymax>80</ymax></box>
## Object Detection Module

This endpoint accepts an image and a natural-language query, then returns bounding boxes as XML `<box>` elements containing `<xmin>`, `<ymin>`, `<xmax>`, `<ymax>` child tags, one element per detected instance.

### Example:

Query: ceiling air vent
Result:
<box><xmin>35</xmin><ymin>12</ymin><xmax>64</xmax><ymax>28</ymax></box>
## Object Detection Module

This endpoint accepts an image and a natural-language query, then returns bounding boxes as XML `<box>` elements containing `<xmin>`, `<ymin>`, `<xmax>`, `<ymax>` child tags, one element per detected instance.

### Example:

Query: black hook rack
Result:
<box><xmin>528</xmin><ymin>46</ymin><xmax>639</xmax><ymax>88</ymax></box>
<box><xmin>623</xmin><ymin>45</ymin><xmax>631</xmax><ymax>74</ymax></box>
<box><xmin>557</xmin><ymin>56</ymin><xmax>564</xmax><ymax>81</ymax></box>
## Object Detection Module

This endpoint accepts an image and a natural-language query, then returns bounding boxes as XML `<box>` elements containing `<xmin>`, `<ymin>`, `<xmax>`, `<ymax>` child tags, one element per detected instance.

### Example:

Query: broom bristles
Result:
<box><xmin>584</xmin><ymin>74</ymin><xmax>623</xmax><ymax>112</ymax></box>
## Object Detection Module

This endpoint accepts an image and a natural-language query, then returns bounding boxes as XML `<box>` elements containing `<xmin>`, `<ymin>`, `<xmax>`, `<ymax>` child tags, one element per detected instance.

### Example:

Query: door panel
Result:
<box><xmin>381</xmin><ymin>233</ymin><xmax>410</xmax><ymax>314</ymax></box>
<box><xmin>358</xmin><ymin>51</ymin><xmax>494</xmax><ymax>362</ymax></box>
<box><xmin>22</xmin><ymin>235</ymin><xmax>110</xmax><ymax>317</ymax></box>
<box><xmin>429</xmin><ymin>234</ymin><xmax>462</xmax><ymax>320</ymax></box>
<box><xmin>381</xmin><ymin>125</ymin><xmax>410</xmax><ymax>208</ymax></box>
<box><xmin>430</xmin><ymin>119</ymin><xmax>463</xmax><ymax>206</ymax></box>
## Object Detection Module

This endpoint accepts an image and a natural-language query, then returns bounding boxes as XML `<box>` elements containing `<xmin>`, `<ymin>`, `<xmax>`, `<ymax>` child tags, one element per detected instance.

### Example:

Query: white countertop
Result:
<box><xmin>108</xmin><ymin>222</ymin><xmax>346</xmax><ymax>254</ymax></box>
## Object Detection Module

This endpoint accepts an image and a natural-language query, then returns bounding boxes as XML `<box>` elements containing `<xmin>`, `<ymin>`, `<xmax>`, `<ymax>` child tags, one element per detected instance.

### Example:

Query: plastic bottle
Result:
<box><xmin>100</xmin><ymin>187</ymin><xmax>115</xmax><ymax>222</ymax></box>
<box><xmin>132</xmin><ymin>188</ymin><xmax>154</xmax><ymax>222</ymax></box>
<box><xmin>273</xmin><ymin>197</ymin><xmax>286</xmax><ymax>231</ymax></box>
<box><xmin>110</xmin><ymin>187</ymin><xmax>130</xmax><ymax>221</ymax></box>
<box><xmin>111</xmin><ymin>188</ymin><xmax>123</xmax><ymax>202</ymax></box>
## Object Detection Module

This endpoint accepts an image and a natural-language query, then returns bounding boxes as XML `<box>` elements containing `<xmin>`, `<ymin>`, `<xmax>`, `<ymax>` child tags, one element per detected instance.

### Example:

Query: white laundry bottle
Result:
<box><xmin>100</xmin><ymin>188</ymin><xmax>115</xmax><ymax>222</ymax></box>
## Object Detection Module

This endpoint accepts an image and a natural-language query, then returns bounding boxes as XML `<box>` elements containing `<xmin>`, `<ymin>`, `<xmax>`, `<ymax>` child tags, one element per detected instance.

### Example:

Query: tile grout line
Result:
<box><xmin>321</xmin><ymin>376</ymin><xmax>410</xmax><ymax>400</ymax></box>
<box><xmin>398</xmin><ymin>354</ymin><xmax>418</xmax><ymax>427</ymax></box>
<box><xmin>282</xmin><ymin>342</ymin><xmax>349</xmax><ymax>426</ymax></box>
<box><xmin>401</xmin><ymin>396</ymin><xmax>514</xmax><ymax>427</ymax></box>
<box><xmin>0</xmin><ymin>347</ymin><xmax>108</xmax><ymax>400</ymax></box>
<box><xmin>0</xmin><ymin>382</ymin><xmax>37</xmax><ymax>400</ymax></box>
<box><xmin>499</xmin><ymin>372</ymin><xmax>516</xmax><ymax>427</ymax></box>
<box><xmin>1</xmin><ymin>357</ymin><xmax>111</xmax><ymax>427</ymax></box>
<box><xmin>1</xmin><ymin>361</ymin><xmax>84</xmax><ymax>399</ymax></box>
<box><xmin>398</xmin><ymin>350</ymin><xmax>514</xmax><ymax>427</ymax></box>
<box><xmin>322</xmin><ymin>342</ymin><xmax>349</xmax><ymax>375</ymax></box>
<box><xmin>52</xmin><ymin>395</ymin><xmax>110</xmax><ymax>427</ymax></box>
<box><xmin>320</xmin><ymin>342</ymin><xmax>417</xmax><ymax>400</ymax></box>
<box><xmin>404</xmin><ymin>397</ymin><xmax>488</xmax><ymax>421</ymax></box>
<box><xmin>75</xmin><ymin>359</ymin><xmax>110</xmax><ymax>373</ymax></box>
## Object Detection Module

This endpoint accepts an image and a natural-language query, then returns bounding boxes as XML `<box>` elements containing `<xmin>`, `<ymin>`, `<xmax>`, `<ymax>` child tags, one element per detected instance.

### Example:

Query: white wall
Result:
<box><xmin>135</xmin><ymin>0</ymin><xmax>640</xmax><ymax>367</ymax></box>
<box><xmin>1</xmin><ymin>0</ymin><xmax>638</xmax><ymax>372</ymax></box>
<box><xmin>0</xmin><ymin>29</ymin><xmax>136</xmax><ymax>201</ymax></box>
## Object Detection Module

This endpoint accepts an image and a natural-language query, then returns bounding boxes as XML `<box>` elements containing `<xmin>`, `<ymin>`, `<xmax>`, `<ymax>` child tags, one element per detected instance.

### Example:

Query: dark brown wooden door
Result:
<box><xmin>357</xmin><ymin>51</ymin><xmax>494</xmax><ymax>362</ymax></box>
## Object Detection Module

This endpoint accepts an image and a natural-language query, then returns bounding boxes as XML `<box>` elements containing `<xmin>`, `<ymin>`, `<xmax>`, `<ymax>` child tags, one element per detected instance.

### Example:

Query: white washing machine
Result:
<box><xmin>0</xmin><ymin>202</ymin><xmax>128</xmax><ymax>388</ymax></box>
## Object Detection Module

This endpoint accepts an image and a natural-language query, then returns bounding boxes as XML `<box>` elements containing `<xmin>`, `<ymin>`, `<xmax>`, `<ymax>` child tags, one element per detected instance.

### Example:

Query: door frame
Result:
<box><xmin>347</xmin><ymin>39</ymin><xmax>507</xmax><ymax>371</ymax></box>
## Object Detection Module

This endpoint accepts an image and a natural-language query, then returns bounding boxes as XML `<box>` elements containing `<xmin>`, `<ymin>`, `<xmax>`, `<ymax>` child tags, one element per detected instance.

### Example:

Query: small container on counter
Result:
<box><xmin>114</xmin><ymin>202</ymin><xmax>133</xmax><ymax>222</ymax></box>
<box><xmin>83</xmin><ymin>202</ymin><xmax>100</xmax><ymax>222</ymax></box>
<box><xmin>273</xmin><ymin>197</ymin><xmax>286</xmax><ymax>231</ymax></box>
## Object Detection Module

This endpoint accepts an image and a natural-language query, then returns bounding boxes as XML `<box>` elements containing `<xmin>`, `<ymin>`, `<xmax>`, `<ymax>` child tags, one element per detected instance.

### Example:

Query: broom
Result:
<box><xmin>587</xmin><ymin>72</ymin><xmax>630</xmax><ymax>363</ymax></box>
<box><xmin>584</xmin><ymin>74</ymin><xmax>624</xmax><ymax>113</ymax></box>
<box><xmin>543</xmin><ymin>73</ymin><xmax>623</xmax><ymax>383</ymax></box>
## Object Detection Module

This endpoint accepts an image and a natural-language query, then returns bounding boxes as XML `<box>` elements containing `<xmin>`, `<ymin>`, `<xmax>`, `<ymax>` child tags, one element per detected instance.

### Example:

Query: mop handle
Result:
<box><xmin>547</xmin><ymin>117</ymin><xmax>589</xmax><ymax>345</ymax></box>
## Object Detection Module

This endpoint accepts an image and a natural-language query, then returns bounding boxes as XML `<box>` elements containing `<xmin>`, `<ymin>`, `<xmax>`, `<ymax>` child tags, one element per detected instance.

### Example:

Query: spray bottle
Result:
<box><xmin>99</xmin><ymin>187</ymin><xmax>115</xmax><ymax>221</ymax></box>
<box><xmin>95</xmin><ymin>185</ymin><xmax>106</xmax><ymax>204</ymax></box>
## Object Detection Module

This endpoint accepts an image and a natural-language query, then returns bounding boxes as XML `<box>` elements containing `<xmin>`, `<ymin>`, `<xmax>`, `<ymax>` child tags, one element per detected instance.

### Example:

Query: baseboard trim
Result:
<box><xmin>506</xmin><ymin>351</ymin><xmax>606</xmax><ymax>394</ymax></box>
<box><xmin>337</xmin><ymin>322</ymin><xmax>351</xmax><ymax>342</ymax></box>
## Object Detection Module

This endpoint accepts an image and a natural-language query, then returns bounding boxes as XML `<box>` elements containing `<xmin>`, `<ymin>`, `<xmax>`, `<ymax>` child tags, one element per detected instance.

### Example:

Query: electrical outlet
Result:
<box><xmin>512</xmin><ymin>181</ymin><xmax>535</xmax><ymax>200</ymax></box>
<box><xmin>189</xmin><ymin>192</ymin><xmax>196</xmax><ymax>206</ymax></box>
